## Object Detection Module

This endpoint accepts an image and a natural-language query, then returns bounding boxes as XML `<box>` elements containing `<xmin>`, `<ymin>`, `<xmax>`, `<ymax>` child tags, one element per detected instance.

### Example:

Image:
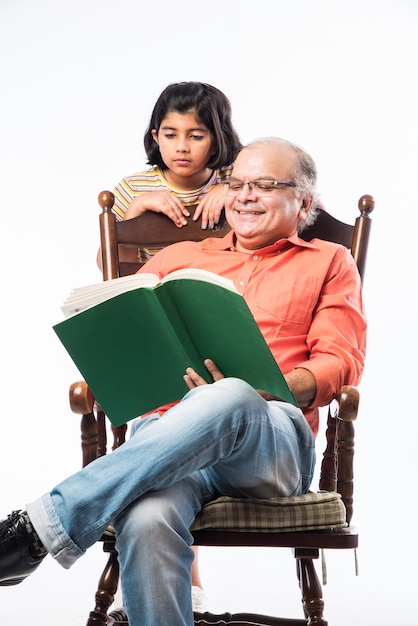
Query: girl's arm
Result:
<box><xmin>125</xmin><ymin>190</ymin><xmax>190</xmax><ymax>227</ymax></box>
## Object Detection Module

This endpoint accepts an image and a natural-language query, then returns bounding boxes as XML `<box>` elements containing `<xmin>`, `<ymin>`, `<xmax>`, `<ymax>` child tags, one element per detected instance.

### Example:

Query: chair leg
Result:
<box><xmin>108</xmin><ymin>606</ymin><xmax>128</xmax><ymax>625</ymax></box>
<box><xmin>86</xmin><ymin>543</ymin><xmax>120</xmax><ymax>626</ymax></box>
<box><xmin>295</xmin><ymin>549</ymin><xmax>327</xmax><ymax>626</ymax></box>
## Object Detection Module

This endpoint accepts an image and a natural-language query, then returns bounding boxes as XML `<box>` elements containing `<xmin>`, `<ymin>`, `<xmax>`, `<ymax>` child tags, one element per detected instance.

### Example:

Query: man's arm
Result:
<box><xmin>284</xmin><ymin>368</ymin><xmax>316</xmax><ymax>407</ymax></box>
<box><xmin>295</xmin><ymin>247</ymin><xmax>366</xmax><ymax>408</ymax></box>
<box><xmin>256</xmin><ymin>368</ymin><xmax>316</xmax><ymax>407</ymax></box>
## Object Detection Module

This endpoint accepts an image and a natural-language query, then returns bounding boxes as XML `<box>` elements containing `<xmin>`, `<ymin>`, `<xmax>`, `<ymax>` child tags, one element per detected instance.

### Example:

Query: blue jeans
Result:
<box><xmin>26</xmin><ymin>378</ymin><xmax>315</xmax><ymax>626</ymax></box>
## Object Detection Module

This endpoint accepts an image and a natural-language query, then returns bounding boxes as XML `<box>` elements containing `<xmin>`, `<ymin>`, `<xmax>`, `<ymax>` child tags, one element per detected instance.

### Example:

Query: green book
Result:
<box><xmin>54</xmin><ymin>268</ymin><xmax>296</xmax><ymax>427</ymax></box>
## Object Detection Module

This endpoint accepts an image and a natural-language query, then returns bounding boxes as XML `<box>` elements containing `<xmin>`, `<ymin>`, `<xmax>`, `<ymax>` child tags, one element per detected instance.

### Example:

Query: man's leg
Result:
<box><xmin>113</xmin><ymin>475</ymin><xmax>212</xmax><ymax>626</ymax></box>
<box><xmin>29</xmin><ymin>378</ymin><xmax>307</xmax><ymax>565</ymax></box>
<box><xmin>110</xmin><ymin>387</ymin><xmax>315</xmax><ymax>625</ymax></box>
<box><xmin>1</xmin><ymin>378</ymin><xmax>315</xmax><ymax>621</ymax></box>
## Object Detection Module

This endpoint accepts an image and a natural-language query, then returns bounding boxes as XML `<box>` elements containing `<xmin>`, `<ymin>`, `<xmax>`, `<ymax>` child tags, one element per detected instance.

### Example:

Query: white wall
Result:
<box><xmin>0</xmin><ymin>0</ymin><xmax>417</xmax><ymax>624</ymax></box>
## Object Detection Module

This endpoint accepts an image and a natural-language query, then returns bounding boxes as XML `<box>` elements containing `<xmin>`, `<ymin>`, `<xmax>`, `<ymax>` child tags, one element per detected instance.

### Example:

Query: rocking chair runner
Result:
<box><xmin>69</xmin><ymin>191</ymin><xmax>374</xmax><ymax>626</ymax></box>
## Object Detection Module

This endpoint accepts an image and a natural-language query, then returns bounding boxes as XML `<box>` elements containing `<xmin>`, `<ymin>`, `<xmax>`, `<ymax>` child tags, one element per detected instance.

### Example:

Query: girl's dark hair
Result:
<box><xmin>144</xmin><ymin>82</ymin><xmax>242</xmax><ymax>170</ymax></box>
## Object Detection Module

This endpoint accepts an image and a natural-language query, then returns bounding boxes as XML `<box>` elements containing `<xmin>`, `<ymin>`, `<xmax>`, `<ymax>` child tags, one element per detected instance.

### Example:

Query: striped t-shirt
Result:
<box><xmin>111</xmin><ymin>165</ymin><xmax>232</xmax><ymax>262</ymax></box>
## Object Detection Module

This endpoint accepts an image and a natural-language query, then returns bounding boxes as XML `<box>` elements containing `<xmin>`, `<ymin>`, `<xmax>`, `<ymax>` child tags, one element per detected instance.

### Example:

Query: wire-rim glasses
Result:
<box><xmin>226</xmin><ymin>179</ymin><xmax>297</xmax><ymax>194</ymax></box>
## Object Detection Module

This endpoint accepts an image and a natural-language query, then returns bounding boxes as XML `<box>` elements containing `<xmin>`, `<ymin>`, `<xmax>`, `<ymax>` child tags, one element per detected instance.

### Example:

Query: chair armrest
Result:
<box><xmin>337</xmin><ymin>385</ymin><xmax>359</xmax><ymax>422</ymax></box>
<box><xmin>69</xmin><ymin>380</ymin><xmax>95</xmax><ymax>414</ymax></box>
<box><xmin>335</xmin><ymin>385</ymin><xmax>360</xmax><ymax>525</ymax></box>
<box><xmin>319</xmin><ymin>385</ymin><xmax>360</xmax><ymax>525</ymax></box>
<box><xmin>69</xmin><ymin>380</ymin><xmax>127</xmax><ymax>468</ymax></box>
<box><xmin>69</xmin><ymin>381</ymin><xmax>100</xmax><ymax>467</ymax></box>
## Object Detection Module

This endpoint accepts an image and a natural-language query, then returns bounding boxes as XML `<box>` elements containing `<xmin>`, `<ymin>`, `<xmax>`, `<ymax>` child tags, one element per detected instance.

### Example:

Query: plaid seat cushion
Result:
<box><xmin>191</xmin><ymin>491</ymin><xmax>347</xmax><ymax>533</ymax></box>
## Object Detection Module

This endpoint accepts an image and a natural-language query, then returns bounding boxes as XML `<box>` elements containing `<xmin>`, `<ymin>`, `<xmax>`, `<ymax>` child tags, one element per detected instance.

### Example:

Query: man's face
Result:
<box><xmin>224</xmin><ymin>143</ymin><xmax>308</xmax><ymax>252</ymax></box>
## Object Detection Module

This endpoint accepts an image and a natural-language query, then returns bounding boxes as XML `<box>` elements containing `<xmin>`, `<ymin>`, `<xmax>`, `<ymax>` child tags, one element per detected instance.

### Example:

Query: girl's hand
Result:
<box><xmin>125</xmin><ymin>191</ymin><xmax>190</xmax><ymax>227</ymax></box>
<box><xmin>192</xmin><ymin>184</ymin><xmax>227</xmax><ymax>230</ymax></box>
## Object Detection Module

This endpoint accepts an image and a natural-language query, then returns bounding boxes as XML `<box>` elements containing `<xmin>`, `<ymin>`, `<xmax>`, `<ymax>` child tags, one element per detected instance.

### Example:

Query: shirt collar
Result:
<box><xmin>202</xmin><ymin>230</ymin><xmax>319</xmax><ymax>254</ymax></box>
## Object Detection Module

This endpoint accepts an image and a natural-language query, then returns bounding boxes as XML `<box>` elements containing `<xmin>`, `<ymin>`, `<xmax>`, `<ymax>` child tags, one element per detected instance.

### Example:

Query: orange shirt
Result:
<box><xmin>139</xmin><ymin>231</ymin><xmax>366</xmax><ymax>436</ymax></box>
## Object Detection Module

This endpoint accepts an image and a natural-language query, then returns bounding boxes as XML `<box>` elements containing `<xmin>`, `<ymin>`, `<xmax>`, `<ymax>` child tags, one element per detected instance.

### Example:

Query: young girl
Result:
<box><xmin>101</xmin><ymin>82</ymin><xmax>242</xmax><ymax>610</ymax></box>
<box><xmin>100</xmin><ymin>81</ymin><xmax>242</xmax><ymax>267</ymax></box>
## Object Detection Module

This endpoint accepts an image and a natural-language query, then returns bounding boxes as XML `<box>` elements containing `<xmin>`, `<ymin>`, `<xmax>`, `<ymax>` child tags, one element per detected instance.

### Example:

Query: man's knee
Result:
<box><xmin>211</xmin><ymin>377</ymin><xmax>266</xmax><ymax>411</ymax></box>
<box><xmin>116</xmin><ymin>493</ymin><xmax>182</xmax><ymax>539</ymax></box>
<box><xmin>114</xmin><ymin>478</ymin><xmax>203</xmax><ymax>546</ymax></box>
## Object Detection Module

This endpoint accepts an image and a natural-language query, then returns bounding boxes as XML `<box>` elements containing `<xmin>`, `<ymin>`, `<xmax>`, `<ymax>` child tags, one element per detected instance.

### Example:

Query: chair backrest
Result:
<box><xmin>98</xmin><ymin>191</ymin><xmax>374</xmax><ymax>282</ymax></box>
<box><xmin>299</xmin><ymin>195</ymin><xmax>374</xmax><ymax>281</ymax></box>
<box><xmin>98</xmin><ymin>192</ymin><xmax>231</xmax><ymax>280</ymax></box>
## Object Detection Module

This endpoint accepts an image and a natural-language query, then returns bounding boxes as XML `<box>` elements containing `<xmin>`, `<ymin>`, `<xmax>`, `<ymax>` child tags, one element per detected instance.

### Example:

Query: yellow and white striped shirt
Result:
<box><xmin>112</xmin><ymin>165</ymin><xmax>232</xmax><ymax>218</ymax></box>
<box><xmin>111</xmin><ymin>165</ymin><xmax>232</xmax><ymax>261</ymax></box>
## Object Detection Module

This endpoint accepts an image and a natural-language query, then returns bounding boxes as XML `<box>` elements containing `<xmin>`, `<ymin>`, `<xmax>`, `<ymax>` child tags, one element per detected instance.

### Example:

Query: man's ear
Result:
<box><xmin>298</xmin><ymin>196</ymin><xmax>310</xmax><ymax>220</ymax></box>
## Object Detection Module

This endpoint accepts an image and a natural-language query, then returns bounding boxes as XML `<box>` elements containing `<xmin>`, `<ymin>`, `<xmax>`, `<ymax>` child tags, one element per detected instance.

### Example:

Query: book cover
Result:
<box><xmin>54</xmin><ymin>269</ymin><xmax>296</xmax><ymax>427</ymax></box>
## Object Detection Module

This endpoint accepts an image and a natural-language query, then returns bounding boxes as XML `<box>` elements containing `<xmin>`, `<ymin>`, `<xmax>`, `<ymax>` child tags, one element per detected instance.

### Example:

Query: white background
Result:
<box><xmin>0</xmin><ymin>1</ymin><xmax>417</xmax><ymax>624</ymax></box>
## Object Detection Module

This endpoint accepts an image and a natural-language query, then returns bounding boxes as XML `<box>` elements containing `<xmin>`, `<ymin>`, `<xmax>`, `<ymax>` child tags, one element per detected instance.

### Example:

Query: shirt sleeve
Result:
<box><xmin>111</xmin><ymin>178</ymin><xmax>135</xmax><ymax>221</ymax></box>
<box><xmin>296</xmin><ymin>246</ymin><xmax>367</xmax><ymax>408</ymax></box>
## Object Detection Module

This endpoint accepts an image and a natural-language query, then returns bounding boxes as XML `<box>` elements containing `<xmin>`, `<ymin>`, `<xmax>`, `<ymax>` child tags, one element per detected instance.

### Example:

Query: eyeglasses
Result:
<box><xmin>226</xmin><ymin>179</ymin><xmax>297</xmax><ymax>194</ymax></box>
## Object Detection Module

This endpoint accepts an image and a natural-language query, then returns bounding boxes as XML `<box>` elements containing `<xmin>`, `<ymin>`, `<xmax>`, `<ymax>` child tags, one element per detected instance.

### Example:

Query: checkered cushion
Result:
<box><xmin>191</xmin><ymin>491</ymin><xmax>347</xmax><ymax>533</ymax></box>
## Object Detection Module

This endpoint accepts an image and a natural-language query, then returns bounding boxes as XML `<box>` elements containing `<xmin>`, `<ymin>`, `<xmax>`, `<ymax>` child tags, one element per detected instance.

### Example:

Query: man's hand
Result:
<box><xmin>183</xmin><ymin>358</ymin><xmax>225</xmax><ymax>389</ymax></box>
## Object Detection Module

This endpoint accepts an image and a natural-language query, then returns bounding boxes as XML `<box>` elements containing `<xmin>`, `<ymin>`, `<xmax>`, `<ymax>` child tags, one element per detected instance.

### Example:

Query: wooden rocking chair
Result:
<box><xmin>69</xmin><ymin>191</ymin><xmax>374</xmax><ymax>626</ymax></box>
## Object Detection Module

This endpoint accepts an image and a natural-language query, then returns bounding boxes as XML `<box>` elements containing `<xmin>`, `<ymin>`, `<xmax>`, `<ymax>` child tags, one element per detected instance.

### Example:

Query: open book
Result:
<box><xmin>54</xmin><ymin>268</ymin><xmax>296</xmax><ymax>427</ymax></box>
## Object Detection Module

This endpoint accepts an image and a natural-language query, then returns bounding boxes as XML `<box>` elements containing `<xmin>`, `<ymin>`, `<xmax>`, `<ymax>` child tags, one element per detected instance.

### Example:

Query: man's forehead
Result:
<box><xmin>232</xmin><ymin>144</ymin><xmax>295</xmax><ymax>176</ymax></box>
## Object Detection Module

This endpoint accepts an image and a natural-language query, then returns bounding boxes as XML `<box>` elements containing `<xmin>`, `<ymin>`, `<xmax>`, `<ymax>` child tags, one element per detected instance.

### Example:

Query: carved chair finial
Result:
<box><xmin>98</xmin><ymin>190</ymin><xmax>115</xmax><ymax>213</ymax></box>
<box><xmin>358</xmin><ymin>194</ymin><xmax>375</xmax><ymax>217</ymax></box>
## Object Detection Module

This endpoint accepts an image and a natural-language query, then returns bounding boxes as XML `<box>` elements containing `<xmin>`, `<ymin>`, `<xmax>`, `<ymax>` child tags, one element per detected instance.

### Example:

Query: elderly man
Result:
<box><xmin>0</xmin><ymin>138</ymin><xmax>366</xmax><ymax>626</ymax></box>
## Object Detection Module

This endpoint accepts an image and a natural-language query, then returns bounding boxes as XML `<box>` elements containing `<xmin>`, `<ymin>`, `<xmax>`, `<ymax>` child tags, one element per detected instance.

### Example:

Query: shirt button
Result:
<box><xmin>253</xmin><ymin>255</ymin><xmax>259</xmax><ymax>261</ymax></box>
<box><xmin>239</xmin><ymin>280</ymin><xmax>245</xmax><ymax>286</ymax></box>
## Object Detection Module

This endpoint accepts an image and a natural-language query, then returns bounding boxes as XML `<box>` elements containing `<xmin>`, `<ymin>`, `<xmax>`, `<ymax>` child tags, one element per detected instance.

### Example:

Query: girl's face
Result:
<box><xmin>152</xmin><ymin>109</ymin><xmax>215</xmax><ymax>189</ymax></box>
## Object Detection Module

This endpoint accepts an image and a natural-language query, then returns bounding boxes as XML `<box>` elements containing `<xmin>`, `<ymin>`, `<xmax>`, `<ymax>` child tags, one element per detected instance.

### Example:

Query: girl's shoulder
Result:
<box><xmin>112</xmin><ymin>167</ymin><xmax>167</xmax><ymax>215</ymax></box>
<box><xmin>121</xmin><ymin>166</ymin><xmax>166</xmax><ymax>190</ymax></box>
<box><xmin>214</xmin><ymin>164</ymin><xmax>233</xmax><ymax>182</ymax></box>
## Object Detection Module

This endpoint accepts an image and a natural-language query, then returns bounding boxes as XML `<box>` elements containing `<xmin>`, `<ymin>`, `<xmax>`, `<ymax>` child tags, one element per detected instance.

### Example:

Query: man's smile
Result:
<box><xmin>234</xmin><ymin>208</ymin><xmax>265</xmax><ymax>215</ymax></box>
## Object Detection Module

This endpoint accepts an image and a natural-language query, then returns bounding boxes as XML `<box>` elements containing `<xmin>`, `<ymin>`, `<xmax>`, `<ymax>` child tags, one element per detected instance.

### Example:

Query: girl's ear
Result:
<box><xmin>151</xmin><ymin>129</ymin><xmax>159</xmax><ymax>144</ymax></box>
